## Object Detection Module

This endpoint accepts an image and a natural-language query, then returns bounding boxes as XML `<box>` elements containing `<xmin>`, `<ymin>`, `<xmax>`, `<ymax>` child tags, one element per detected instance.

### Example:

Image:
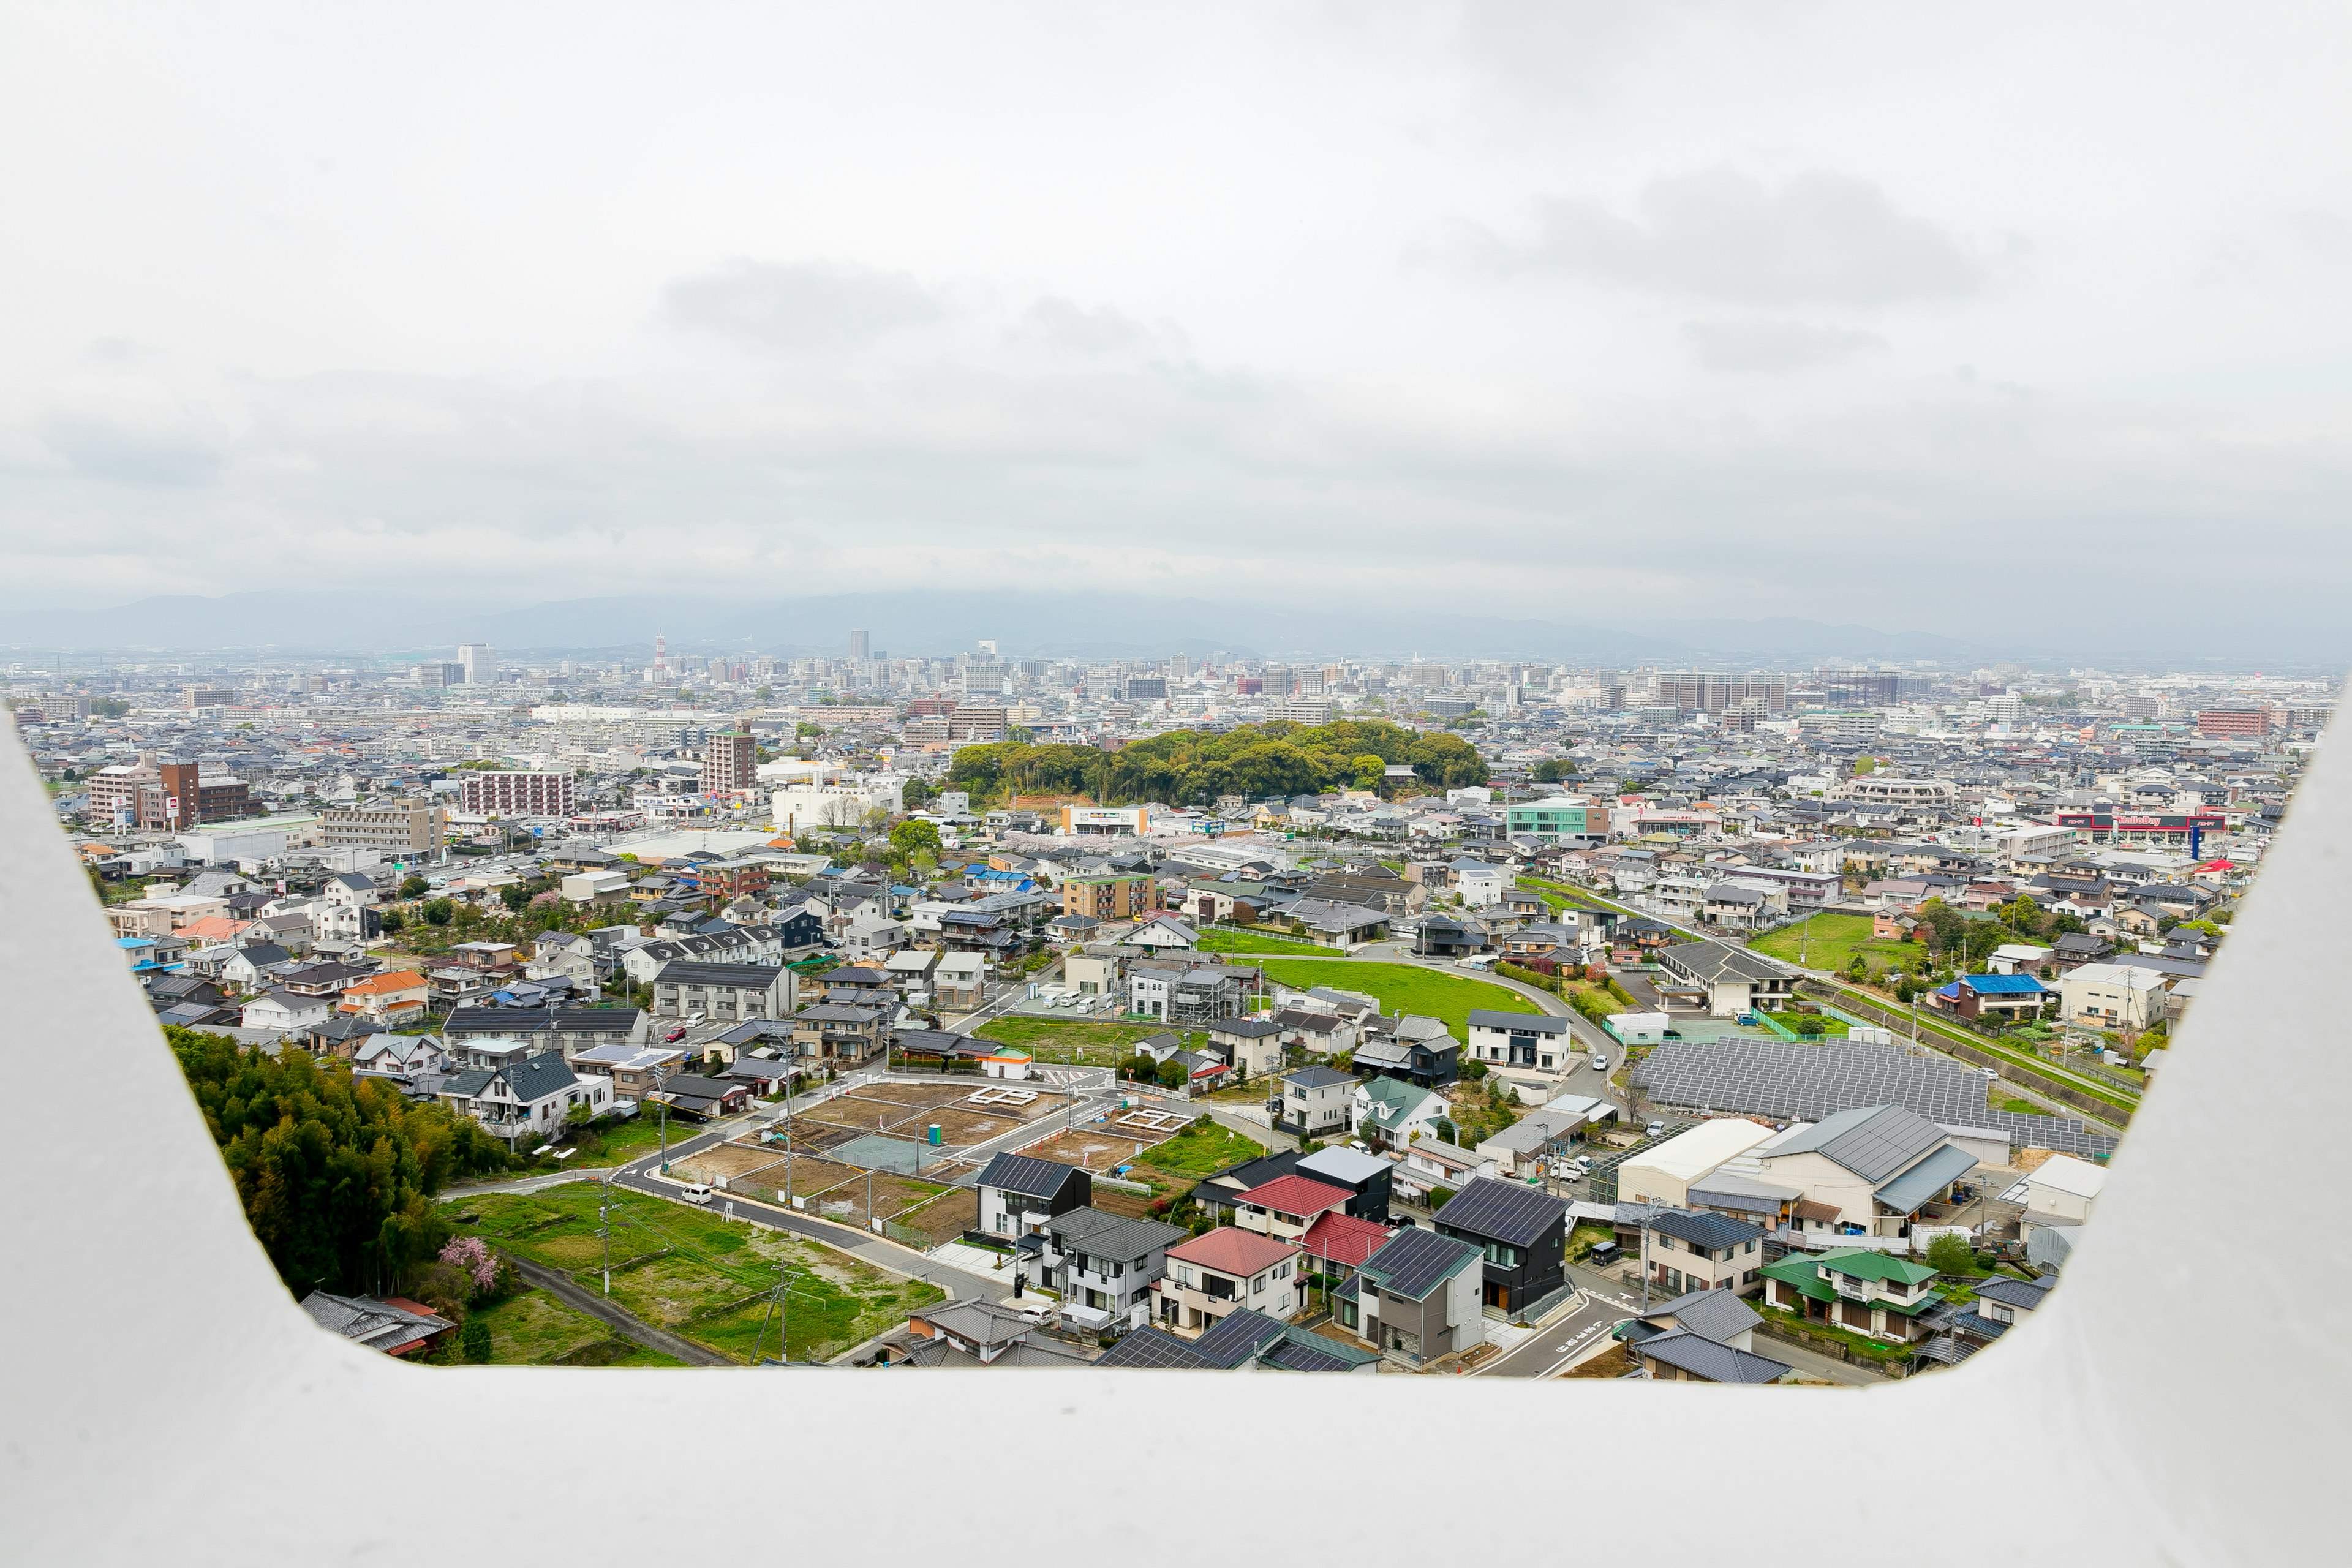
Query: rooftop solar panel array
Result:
<box><xmin>1627</xmin><ymin>1038</ymin><xmax>2118</xmax><ymax>1158</ymax></box>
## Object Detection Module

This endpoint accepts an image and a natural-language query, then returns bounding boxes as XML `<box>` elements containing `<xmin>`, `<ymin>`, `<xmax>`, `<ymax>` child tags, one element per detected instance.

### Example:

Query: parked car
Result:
<box><xmin>1591</xmin><ymin>1056</ymin><xmax>1609</xmax><ymax>1072</ymax></box>
<box><xmin>1586</xmin><ymin>1240</ymin><xmax>1622</xmax><ymax>1267</ymax></box>
<box><xmin>1645</xmin><ymin>1121</ymin><xmax>1665</xmax><ymax>1137</ymax></box>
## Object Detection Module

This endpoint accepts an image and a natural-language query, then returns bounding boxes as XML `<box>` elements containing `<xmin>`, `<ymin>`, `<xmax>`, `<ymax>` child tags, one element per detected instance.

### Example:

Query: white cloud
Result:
<box><xmin>1496</xmin><ymin>169</ymin><xmax>1992</xmax><ymax>304</ymax></box>
<box><xmin>663</xmin><ymin>260</ymin><xmax>942</xmax><ymax>353</ymax></box>
<box><xmin>1683</xmin><ymin>318</ymin><xmax>1887</xmax><ymax>372</ymax></box>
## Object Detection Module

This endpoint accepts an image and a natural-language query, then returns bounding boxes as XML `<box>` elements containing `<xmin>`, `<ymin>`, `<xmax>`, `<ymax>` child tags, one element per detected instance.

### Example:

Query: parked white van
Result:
<box><xmin>679</xmin><ymin>1183</ymin><xmax>714</xmax><ymax>1205</ymax></box>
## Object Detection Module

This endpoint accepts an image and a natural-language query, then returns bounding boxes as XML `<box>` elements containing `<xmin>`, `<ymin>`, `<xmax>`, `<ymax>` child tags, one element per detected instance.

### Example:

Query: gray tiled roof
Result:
<box><xmin>1362</xmin><ymin>1226</ymin><xmax>1481</xmax><ymax>1301</ymax></box>
<box><xmin>1633</xmin><ymin>1328</ymin><xmax>1791</xmax><ymax>1384</ymax></box>
<box><xmin>1640</xmin><ymin>1287</ymin><xmax>1763</xmax><ymax>1345</ymax></box>
<box><xmin>1648</xmin><ymin>1209</ymin><xmax>1763</xmax><ymax>1250</ymax></box>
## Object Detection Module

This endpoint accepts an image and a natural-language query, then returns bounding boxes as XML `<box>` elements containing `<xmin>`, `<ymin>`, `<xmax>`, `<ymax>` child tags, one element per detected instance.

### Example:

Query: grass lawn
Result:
<box><xmin>466</xmin><ymin>1287</ymin><xmax>687</xmax><ymax>1366</ymax></box>
<box><xmin>564</xmin><ymin>1110</ymin><xmax>702</xmax><ymax>1169</ymax></box>
<box><xmin>1993</xmin><ymin>1093</ymin><xmax>2038</xmax><ymax>1114</ymax></box>
<box><xmin>1137</xmin><ymin>1120</ymin><xmax>1267</xmax><ymax>1179</ymax></box>
<box><xmin>1251</xmin><ymin>960</ymin><xmax>1541</xmax><ymax>1038</ymax></box>
<box><xmin>1567</xmin><ymin>1223</ymin><xmax>1615</xmax><ymax>1265</ymax></box>
<box><xmin>445</xmin><ymin>1182</ymin><xmax>939</xmax><ymax>1363</ymax></box>
<box><xmin>1196</xmin><ymin>928</ymin><xmax>1333</xmax><ymax>956</ymax></box>
<box><xmin>1748</xmin><ymin>913</ymin><xmax>1913</xmax><ymax>975</ymax></box>
<box><xmin>976</xmin><ymin>1016</ymin><xmax>1189</xmax><ymax>1066</ymax></box>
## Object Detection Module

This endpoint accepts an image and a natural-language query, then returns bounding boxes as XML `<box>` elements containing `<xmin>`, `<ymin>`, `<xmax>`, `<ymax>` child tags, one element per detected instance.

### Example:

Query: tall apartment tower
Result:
<box><xmin>849</xmin><ymin>630</ymin><xmax>870</xmax><ymax>660</ymax></box>
<box><xmin>458</xmin><ymin>644</ymin><xmax>496</xmax><ymax>687</ymax></box>
<box><xmin>701</xmin><ymin>731</ymin><xmax>758</xmax><ymax>794</ymax></box>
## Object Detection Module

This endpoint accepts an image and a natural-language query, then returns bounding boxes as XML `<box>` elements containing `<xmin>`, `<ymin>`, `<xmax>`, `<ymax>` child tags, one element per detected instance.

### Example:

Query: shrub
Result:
<box><xmin>459</xmin><ymin>1316</ymin><xmax>492</xmax><ymax>1363</ymax></box>
<box><xmin>1923</xmin><ymin>1232</ymin><xmax>1977</xmax><ymax>1276</ymax></box>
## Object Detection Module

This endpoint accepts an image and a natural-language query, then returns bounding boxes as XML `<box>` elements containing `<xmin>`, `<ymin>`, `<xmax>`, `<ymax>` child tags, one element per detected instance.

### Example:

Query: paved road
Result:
<box><xmin>1480</xmin><ymin>1264</ymin><xmax>1651</xmax><ymax>1378</ymax></box>
<box><xmin>507</xmin><ymin>1254</ymin><xmax>733</xmax><ymax>1366</ymax></box>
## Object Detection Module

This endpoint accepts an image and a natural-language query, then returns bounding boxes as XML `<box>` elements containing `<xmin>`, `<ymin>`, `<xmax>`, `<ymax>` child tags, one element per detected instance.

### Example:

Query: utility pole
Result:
<box><xmin>600</xmin><ymin>1171</ymin><xmax>612</xmax><ymax>1296</ymax></box>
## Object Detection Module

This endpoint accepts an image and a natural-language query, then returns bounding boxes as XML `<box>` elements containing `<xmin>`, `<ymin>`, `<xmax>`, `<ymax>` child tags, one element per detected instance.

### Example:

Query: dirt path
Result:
<box><xmin>505</xmin><ymin>1256</ymin><xmax>733</xmax><ymax>1367</ymax></box>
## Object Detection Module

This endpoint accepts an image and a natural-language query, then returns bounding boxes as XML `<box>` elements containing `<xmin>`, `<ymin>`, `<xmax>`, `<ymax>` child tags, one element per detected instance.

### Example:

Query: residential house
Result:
<box><xmin>1475</xmin><ymin>1109</ymin><xmax>1588</xmax><ymax>1179</ymax></box>
<box><xmin>241</xmin><ymin>989</ymin><xmax>331</xmax><ymax>1032</ymax></box>
<box><xmin>975</xmin><ymin>1152</ymin><xmax>1093</xmax><ymax>1240</ymax></box>
<box><xmin>1760</xmin><ymin>1248</ymin><xmax>1945</xmax><ymax>1344</ymax></box>
<box><xmin>645</xmin><ymin>1074</ymin><xmax>752</xmax><ymax>1120</ymax></box>
<box><xmin>1232</xmin><ymin>1174</ymin><xmax>1354</xmax><ymax>1242</ymax></box>
<box><xmin>882</xmin><ymin>948</ymin><xmax>940</xmax><ymax>1005</ymax></box>
<box><xmin>841</xmin><ymin>914</ymin><xmax>906</xmax><ymax>959</ymax></box>
<box><xmin>2059</xmin><ymin>963</ymin><xmax>2167</xmax><ymax>1031</ymax></box>
<box><xmin>1393</xmin><ymin>1138</ymin><xmax>1497</xmax><ymax>1203</ymax></box>
<box><xmin>1930</xmin><ymin>971</ymin><xmax>2049</xmax><ymax>1023</ymax></box>
<box><xmin>349</xmin><ymin>1033</ymin><xmax>450</xmax><ymax>1081</ymax></box>
<box><xmin>2008</xmin><ymin>1153</ymin><xmax>2107</xmax><ymax>1233</ymax></box>
<box><xmin>335</xmin><ymin>969</ymin><xmax>429</xmax><ymax>1029</ymax></box>
<box><xmin>1433</xmin><ymin>1175</ymin><xmax>1571</xmax><ymax>1319</ymax></box>
<box><xmin>1152</xmin><ymin>1227</ymin><xmax>1302</xmax><ymax>1336</ymax></box>
<box><xmin>1294</xmin><ymin>1144</ymin><xmax>1395</xmax><ymax>1222</ymax></box>
<box><xmin>1621</xmin><ymin>1286</ymin><xmax>1765</xmax><ymax>1354</ymax></box>
<box><xmin>1351</xmin><ymin>1015</ymin><xmax>1460</xmax><ymax>1088</ymax></box>
<box><xmin>1628</xmin><ymin>1327</ymin><xmax>1793</xmax><ymax>1384</ymax></box>
<box><xmin>1747</xmin><ymin>1104</ymin><xmax>1980</xmax><ymax>1238</ymax></box>
<box><xmin>1277</xmin><ymin>1065</ymin><xmax>1357</xmax><ymax>1139</ymax></box>
<box><xmin>932</xmin><ymin>952</ymin><xmax>988</xmax><ymax>1011</ymax></box>
<box><xmin>789</xmin><ymin>1001</ymin><xmax>891</xmax><ymax>1063</ymax></box>
<box><xmin>298</xmin><ymin>1292</ymin><xmax>454</xmax><ymax>1357</ymax></box>
<box><xmin>1092</xmin><ymin>1306</ymin><xmax>1379</xmax><ymax>1373</ymax></box>
<box><xmin>436</xmin><ymin>1051</ymin><xmax>613</xmax><ymax>1142</ymax></box>
<box><xmin>1464</xmin><ymin>1011</ymin><xmax>1575</xmax><ymax>1074</ymax></box>
<box><xmin>1354</xmin><ymin>1077</ymin><xmax>1448</xmax><ymax>1147</ymax></box>
<box><xmin>1652</xmin><ymin>940</ymin><xmax>1797</xmax><ymax>1016</ymax></box>
<box><xmin>569</xmin><ymin>1042</ymin><xmax>686</xmax><ymax>1099</ymax></box>
<box><xmin>1640</xmin><ymin>1209</ymin><xmax>1766</xmax><ymax>1296</ymax></box>
<box><xmin>873</xmin><ymin>1300</ymin><xmax>1094</xmax><ymax>1368</ymax></box>
<box><xmin>1205</xmin><ymin>1017</ymin><xmax>1287</xmax><ymax>1078</ymax></box>
<box><xmin>1041</xmin><ymin>1207</ymin><xmax>1189</xmax><ymax>1334</ymax></box>
<box><xmin>1343</xmin><ymin>1225</ymin><xmax>1485</xmax><ymax>1367</ymax></box>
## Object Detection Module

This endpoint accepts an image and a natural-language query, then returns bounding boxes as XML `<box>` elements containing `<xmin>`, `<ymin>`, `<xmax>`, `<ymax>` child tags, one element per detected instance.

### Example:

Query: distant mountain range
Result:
<box><xmin>1</xmin><ymin>589</ymin><xmax>1998</xmax><ymax>667</ymax></box>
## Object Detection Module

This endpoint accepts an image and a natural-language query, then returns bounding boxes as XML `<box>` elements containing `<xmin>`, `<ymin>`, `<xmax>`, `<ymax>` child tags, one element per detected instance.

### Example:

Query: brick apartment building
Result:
<box><xmin>701</xmin><ymin>732</ymin><xmax>758</xmax><ymax>794</ymax></box>
<box><xmin>85</xmin><ymin>753</ymin><xmax>254</xmax><ymax>829</ymax></box>
<box><xmin>457</xmin><ymin>771</ymin><xmax>576</xmax><ymax>816</ymax></box>
<box><xmin>1063</xmin><ymin>873</ymin><xmax>1163</xmax><ymax>921</ymax></box>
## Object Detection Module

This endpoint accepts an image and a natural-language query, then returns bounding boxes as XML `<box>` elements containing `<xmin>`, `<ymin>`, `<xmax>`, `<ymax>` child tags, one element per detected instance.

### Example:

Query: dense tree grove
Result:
<box><xmin>945</xmin><ymin>719</ymin><xmax>1486</xmax><ymax>807</ymax></box>
<box><xmin>168</xmin><ymin>1028</ymin><xmax>512</xmax><ymax>1297</ymax></box>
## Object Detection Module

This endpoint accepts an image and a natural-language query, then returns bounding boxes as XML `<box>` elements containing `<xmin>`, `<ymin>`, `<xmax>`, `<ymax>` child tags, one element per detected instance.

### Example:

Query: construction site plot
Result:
<box><xmin>1022</xmin><ymin>1125</ymin><xmax>1176</xmax><ymax>1174</ymax></box>
<box><xmin>840</xmin><ymin>1081</ymin><xmax>973</xmax><ymax>1110</ymax></box>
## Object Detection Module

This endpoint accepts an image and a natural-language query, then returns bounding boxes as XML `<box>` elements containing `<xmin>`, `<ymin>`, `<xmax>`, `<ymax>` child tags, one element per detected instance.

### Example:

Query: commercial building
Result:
<box><xmin>1503</xmin><ymin>794</ymin><xmax>1610</xmax><ymax>846</ymax></box>
<box><xmin>456</xmin><ymin>771</ymin><xmax>576</xmax><ymax>817</ymax></box>
<box><xmin>320</xmin><ymin>801</ymin><xmax>445</xmax><ymax>858</ymax></box>
<box><xmin>1615</xmin><ymin>1119</ymin><xmax>1779</xmax><ymax>1208</ymax></box>
<box><xmin>457</xmin><ymin>644</ymin><xmax>496</xmax><ymax>686</ymax></box>
<box><xmin>1063</xmin><ymin>804</ymin><xmax>1150</xmax><ymax>836</ymax></box>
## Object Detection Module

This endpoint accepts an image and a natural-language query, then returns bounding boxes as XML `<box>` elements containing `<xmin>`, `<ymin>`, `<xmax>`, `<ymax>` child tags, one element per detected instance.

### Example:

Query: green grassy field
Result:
<box><xmin>1137</xmin><ymin>1120</ymin><xmax>1266</xmax><ymax>1178</ymax></box>
<box><xmin>1748</xmin><ymin>913</ymin><xmax>1915</xmax><ymax>974</ymax></box>
<box><xmin>1251</xmin><ymin>960</ymin><xmax>1541</xmax><ymax>1038</ymax></box>
<box><xmin>446</xmin><ymin>1182</ymin><xmax>938</xmax><ymax>1363</ymax></box>
<box><xmin>563</xmin><ymin>1110</ymin><xmax>703</xmax><ymax>1169</ymax></box>
<box><xmin>466</xmin><ymin>1287</ymin><xmax>686</xmax><ymax>1366</ymax></box>
<box><xmin>1195</xmin><ymin>928</ymin><xmax>1333</xmax><ymax>956</ymax></box>
<box><xmin>976</xmin><ymin>1016</ymin><xmax>1190</xmax><ymax>1065</ymax></box>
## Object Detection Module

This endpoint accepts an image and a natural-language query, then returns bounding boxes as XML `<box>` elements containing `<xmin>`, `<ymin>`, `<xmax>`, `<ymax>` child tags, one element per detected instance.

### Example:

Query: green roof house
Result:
<box><xmin>1760</xmin><ymin>1247</ymin><xmax>1945</xmax><ymax>1344</ymax></box>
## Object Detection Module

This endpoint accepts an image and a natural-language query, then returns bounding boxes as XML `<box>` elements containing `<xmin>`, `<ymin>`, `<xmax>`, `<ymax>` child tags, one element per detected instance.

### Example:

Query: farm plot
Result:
<box><xmin>891</xmin><ymin>1186</ymin><xmax>981</xmax><ymax>1244</ymax></box>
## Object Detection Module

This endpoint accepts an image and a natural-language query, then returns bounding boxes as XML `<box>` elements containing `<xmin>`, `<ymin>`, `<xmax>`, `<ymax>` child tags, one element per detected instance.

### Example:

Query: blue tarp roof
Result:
<box><xmin>1962</xmin><ymin>973</ymin><xmax>2047</xmax><ymax>994</ymax></box>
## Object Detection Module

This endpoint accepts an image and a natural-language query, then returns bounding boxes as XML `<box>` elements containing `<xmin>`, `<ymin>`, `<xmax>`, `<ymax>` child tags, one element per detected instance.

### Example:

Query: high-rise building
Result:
<box><xmin>458</xmin><ymin>644</ymin><xmax>496</xmax><ymax>687</ymax></box>
<box><xmin>701</xmin><ymin>732</ymin><xmax>758</xmax><ymax>794</ymax></box>
<box><xmin>1125</xmin><ymin>676</ymin><xmax>1168</xmax><ymax>701</ymax></box>
<box><xmin>415</xmin><ymin>662</ymin><xmax>464</xmax><ymax>690</ymax></box>
<box><xmin>1656</xmin><ymin>672</ymin><xmax>1789</xmax><ymax>714</ymax></box>
<box><xmin>960</xmin><ymin>662</ymin><xmax>1007</xmax><ymax>696</ymax></box>
<box><xmin>849</xmin><ymin>630</ymin><xmax>870</xmax><ymax>660</ymax></box>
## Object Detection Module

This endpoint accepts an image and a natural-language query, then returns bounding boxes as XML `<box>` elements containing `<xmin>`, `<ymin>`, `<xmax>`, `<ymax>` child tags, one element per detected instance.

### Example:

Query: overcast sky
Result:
<box><xmin>2</xmin><ymin>2</ymin><xmax>2348</xmax><ymax>653</ymax></box>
